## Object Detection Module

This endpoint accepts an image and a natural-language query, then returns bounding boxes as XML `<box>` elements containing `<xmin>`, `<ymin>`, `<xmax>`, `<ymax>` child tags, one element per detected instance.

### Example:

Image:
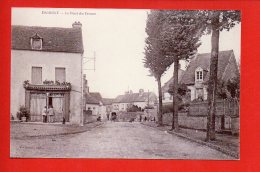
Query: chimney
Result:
<box><xmin>72</xmin><ymin>21</ymin><xmax>82</xmax><ymax>28</ymax></box>
<box><xmin>139</xmin><ymin>89</ymin><xmax>144</xmax><ymax>95</ymax></box>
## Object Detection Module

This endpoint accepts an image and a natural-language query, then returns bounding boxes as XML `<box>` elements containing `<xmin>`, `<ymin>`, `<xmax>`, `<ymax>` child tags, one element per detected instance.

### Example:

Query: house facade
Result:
<box><xmin>112</xmin><ymin>89</ymin><xmax>157</xmax><ymax>112</ymax></box>
<box><xmin>11</xmin><ymin>22</ymin><xmax>84</xmax><ymax>125</ymax></box>
<box><xmin>180</xmin><ymin>50</ymin><xmax>240</xmax><ymax>101</ymax></box>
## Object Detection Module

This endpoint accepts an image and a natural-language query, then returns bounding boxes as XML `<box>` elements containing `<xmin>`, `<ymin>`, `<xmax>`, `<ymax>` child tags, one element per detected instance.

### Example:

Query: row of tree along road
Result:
<box><xmin>143</xmin><ymin>10</ymin><xmax>240</xmax><ymax>141</ymax></box>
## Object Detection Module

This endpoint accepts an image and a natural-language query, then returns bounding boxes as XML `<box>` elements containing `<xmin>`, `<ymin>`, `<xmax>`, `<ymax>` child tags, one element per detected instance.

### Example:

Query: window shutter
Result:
<box><xmin>31</xmin><ymin>67</ymin><xmax>42</xmax><ymax>84</ymax></box>
<box><xmin>55</xmin><ymin>68</ymin><xmax>66</xmax><ymax>83</ymax></box>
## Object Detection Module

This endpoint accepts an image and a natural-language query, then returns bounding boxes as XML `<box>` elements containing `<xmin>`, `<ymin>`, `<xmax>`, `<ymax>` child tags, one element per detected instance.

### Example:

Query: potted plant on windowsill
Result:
<box><xmin>16</xmin><ymin>106</ymin><xmax>30</xmax><ymax>122</ymax></box>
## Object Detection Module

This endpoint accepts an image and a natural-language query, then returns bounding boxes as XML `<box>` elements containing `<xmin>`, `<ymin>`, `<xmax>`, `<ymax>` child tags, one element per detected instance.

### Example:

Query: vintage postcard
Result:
<box><xmin>10</xmin><ymin>7</ymin><xmax>240</xmax><ymax>159</ymax></box>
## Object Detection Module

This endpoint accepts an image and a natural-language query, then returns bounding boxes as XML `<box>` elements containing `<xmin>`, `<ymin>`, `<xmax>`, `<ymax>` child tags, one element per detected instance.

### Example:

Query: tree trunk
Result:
<box><xmin>206</xmin><ymin>12</ymin><xmax>220</xmax><ymax>141</ymax></box>
<box><xmin>157</xmin><ymin>76</ymin><xmax>163</xmax><ymax>126</ymax></box>
<box><xmin>171</xmin><ymin>59</ymin><xmax>179</xmax><ymax>131</ymax></box>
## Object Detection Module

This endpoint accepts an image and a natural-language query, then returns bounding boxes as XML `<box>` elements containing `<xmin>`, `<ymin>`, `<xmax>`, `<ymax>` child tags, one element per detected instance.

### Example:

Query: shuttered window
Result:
<box><xmin>55</xmin><ymin>67</ymin><xmax>66</xmax><ymax>83</ymax></box>
<box><xmin>31</xmin><ymin>67</ymin><xmax>42</xmax><ymax>84</ymax></box>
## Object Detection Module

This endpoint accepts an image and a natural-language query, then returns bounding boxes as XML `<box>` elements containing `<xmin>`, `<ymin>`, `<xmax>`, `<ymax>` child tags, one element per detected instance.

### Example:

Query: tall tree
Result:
<box><xmin>144</xmin><ymin>10</ymin><xmax>173</xmax><ymax>126</ymax></box>
<box><xmin>198</xmin><ymin>10</ymin><xmax>240</xmax><ymax>141</ymax></box>
<box><xmin>160</xmin><ymin>10</ymin><xmax>203</xmax><ymax>131</ymax></box>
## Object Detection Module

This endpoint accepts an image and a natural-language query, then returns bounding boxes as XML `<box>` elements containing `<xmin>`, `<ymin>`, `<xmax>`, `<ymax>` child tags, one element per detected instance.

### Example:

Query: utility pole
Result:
<box><xmin>82</xmin><ymin>51</ymin><xmax>96</xmax><ymax>126</ymax></box>
<box><xmin>83</xmin><ymin>51</ymin><xmax>96</xmax><ymax>71</ymax></box>
<box><xmin>147</xmin><ymin>89</ymin><xmax>150</xmax><ymax>107</ymax></box>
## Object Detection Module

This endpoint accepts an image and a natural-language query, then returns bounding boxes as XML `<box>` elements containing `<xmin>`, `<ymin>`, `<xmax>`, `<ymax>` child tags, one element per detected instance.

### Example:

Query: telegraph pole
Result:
<box><xmin>82</xmin><ymin>51</ymin><xmax>96</xmax><ymax>126</ymax></box>
<box><xmin>147</xmin><ymin>89</ymin><xmax>150</xmax><ymax>107</ymax></box>
<box><xmin>83</xmin><ymin>51</ymin><xmax>96</xmax><ymax>71</ymax></box>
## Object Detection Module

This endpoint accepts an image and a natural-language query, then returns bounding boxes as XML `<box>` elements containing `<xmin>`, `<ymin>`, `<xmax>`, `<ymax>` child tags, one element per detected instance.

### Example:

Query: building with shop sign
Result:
<box><xmin>11</xmin><ymin>22</ymin><xmax>84</xmax><ymax>125</ymax></box>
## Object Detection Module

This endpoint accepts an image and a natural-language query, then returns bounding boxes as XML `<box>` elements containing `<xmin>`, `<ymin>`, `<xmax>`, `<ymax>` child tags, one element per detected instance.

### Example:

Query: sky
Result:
<box><xmin>12</xmin><ymin>8</ymin><xmax>241</xmax><ymax>98</ymax></box>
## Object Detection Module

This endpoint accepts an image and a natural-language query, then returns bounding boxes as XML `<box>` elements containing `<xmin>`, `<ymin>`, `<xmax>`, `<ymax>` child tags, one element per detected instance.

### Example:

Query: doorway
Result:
<box><xmin>50</xmin><ymin>93</ymin><xmax>65</xmax><ymax>122</ymax></box>
<box><xmin>30</xmin><ymin>93</ymin><xmax>47</xmax><ymax>122</ymax></box>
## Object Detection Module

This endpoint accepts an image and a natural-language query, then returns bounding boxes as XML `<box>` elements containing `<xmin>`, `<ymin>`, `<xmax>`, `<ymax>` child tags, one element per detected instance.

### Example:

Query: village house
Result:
<box><xmin>85</xmin><ymin>92</ymin><xmax>106</xmax><ymax>117</ymax></box>
<box><xmin>161</xmin><ymin>69</ymin><xmax>185</xmax><ymax>105</ymax></box>
<box><xmin>112</xmin><ymin>89</ymin><xmax>157</xmax><ymax>112</ymax></box>
<box><xmin>11</xmin><ymin>22</ymin><xmax>84</xmax><ymax>125</ymax></box>
<box><xmin>83</xmin><ymin>75</ymin><xmax>108</xmax><ymax>121</ymax></box>
<box><xmin>180</xmin><ymin>50</ymin><xmax>240</xmax><ymax>101</ymax></box>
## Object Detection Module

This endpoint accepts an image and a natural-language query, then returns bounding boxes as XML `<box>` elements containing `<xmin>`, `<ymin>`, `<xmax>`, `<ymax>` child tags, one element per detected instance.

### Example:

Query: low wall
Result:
<box><xmin>189</xmin><ymin>99</ymin><xmax>239</xmax><ymax>117</ymax></box>
<box><xmin>115</xmin><ymin>109</ymin><xmax>158</xmax><ymax>122</ymax></box>
<box><xmin>83</xmin><ymin>112</ymin><xmax>98</xmax><ymax>124</ymax></box>
<box><xmin>163</xmin><ymin>112</ymin><xmax>239</xmax><ymax>134</ymax></box>
<box><xmin>117</xmin><ymin>112</ymin><xmax>144</xmax><ymax>122</ymax></box>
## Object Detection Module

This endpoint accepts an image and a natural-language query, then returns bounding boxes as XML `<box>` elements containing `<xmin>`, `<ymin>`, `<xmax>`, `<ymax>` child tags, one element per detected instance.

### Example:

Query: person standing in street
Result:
<box><xmin>48</xmin><ymin>105</ymin><xmax>55</xmax><ymax>123</ymax></box>
<box><xmin>42</xmin><ymin>106</ymin><xmax>47</xmax><ymax>123</ymax></box>
<box><xmin>107</xmin><ymin>112</ymin><xmax>110</xmax><ymax>121</ymax></box>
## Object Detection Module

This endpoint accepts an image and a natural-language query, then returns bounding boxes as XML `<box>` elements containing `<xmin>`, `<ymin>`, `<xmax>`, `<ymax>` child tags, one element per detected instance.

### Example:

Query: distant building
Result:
<box><xmin>112</xmin><ymin>89</ymin><xmax>157</xmax><ymax>112</ymax></box>
<box><xmin>85</xmin><ymin>92</ymin><xmax>105</xmax><ymax>117</ymax></box>
<box><xmin>180</xmin><ymin>50</ymin><xmax>240</xmax><ymax>101</ymax></box>
<box><xmin>11</xmin><ymin>22</ymin><xmax>84</xmax><ymax>124</ymax></box>
<box><xmin>102</xmin><ymin>98</ymin><xmax>114</xmax><ymax>114</ymax></box>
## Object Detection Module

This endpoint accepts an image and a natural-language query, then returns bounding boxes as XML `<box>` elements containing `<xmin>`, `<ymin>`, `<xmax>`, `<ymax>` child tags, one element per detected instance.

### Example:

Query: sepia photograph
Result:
<box><xmin>10</xmin><ymin>8</ymin><xmax>240</xmax><ymax>159</ymax></box>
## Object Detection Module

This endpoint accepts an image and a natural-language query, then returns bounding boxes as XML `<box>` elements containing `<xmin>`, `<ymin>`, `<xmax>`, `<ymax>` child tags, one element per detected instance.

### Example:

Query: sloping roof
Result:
<box><xmin>162</xmin><ymin>69</ymin><xmax>185</xmax><ymax>92</ymax></box>
<box><xmin>102</xmin><ymin>98</ymin><xmax>114</xmax><ymax>105</ymax></box>
<box><xmin>85</xmin><ymin>92</ymin><xmax>103</xmax><ymax>105</ymax></box>
<box><xmin>90</xmin><ymin>92</ymin><xmax>103</xmax><ymax>102</ymax></box>
<box><xmin>180</xmin><ymin>50</ymin><xmax>234</xmax><ymax>85</ymax></box>
<box><xmin>12</xmin><ymin>25</ymin><xmax>84</xmax><ymax>53</ymax></box>
<box><xmin>113</xmin><ymin>92</ymin><xmax>157</xmax><ymax>103</ymax></box>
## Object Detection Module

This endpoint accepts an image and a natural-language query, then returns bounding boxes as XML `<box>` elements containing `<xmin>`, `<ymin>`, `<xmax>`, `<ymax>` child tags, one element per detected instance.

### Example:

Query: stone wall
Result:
<box><xmin>189</xmin><ymin>99</ymin><xmax>239</xmax><ymax>117</ymax></box>
<box><xmin>163</xmin><ymin>112</ymin><xmax>221</xmax><ymax>131</ymax></box>
<box><xmin>117</xmin><ymin>112</ymin><xmax>143</xmax><ymax>122</ymax></box>
<box><xmin>162</xmin><ymin>112</ymin><xmax>239</xmax><ymax>134</ymax></box>
<box><xmin>83</xmin><ymin>113</ymin><xmax>98</xmax><ymax>124</ymax></box>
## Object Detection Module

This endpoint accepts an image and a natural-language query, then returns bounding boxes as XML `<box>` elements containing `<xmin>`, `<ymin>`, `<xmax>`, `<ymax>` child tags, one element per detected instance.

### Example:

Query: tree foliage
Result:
<box><xmin>160</xmin><ymin>10</ymin><xmax>203</xmax><ymax>60</ymax></box>
<box><xmin>144</xmin><ymin>10</ymin><xmax>173</xmax><ymax>80</ymax></box>
<box><xmin>216</xmin><ymin>76</ymin><xmax>240</xmax><ymax>100</ymax></box>
<box><xmin>197</xmin><ymin>10</ymin><xmax>240</xmax><ymax>33</ymax></box>
<box><xmin>216</xmin><ymin>79</ymin><xmax>228</xmax><ymax>99</ymax></box>
<box><xmin>168</xmin><ymin>83</ymin><xmax>188</xmax><ymax>97</ymax></box>
<box><xmin>226</xmin><ymin>76</ymin><xmax>240</xmax><ymax>99</ymax></box>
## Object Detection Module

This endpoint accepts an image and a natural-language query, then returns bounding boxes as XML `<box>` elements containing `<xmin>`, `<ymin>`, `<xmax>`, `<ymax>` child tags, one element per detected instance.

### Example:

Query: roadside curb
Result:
<box><xmin>141</xmin><ymin>122</ymin><xmax>239</xmax><ymax>159</ymax></box>
<box><xmin>11</xmin><ymin>122</ymin><xmax>104</xmax><ymax>140</ymax></box>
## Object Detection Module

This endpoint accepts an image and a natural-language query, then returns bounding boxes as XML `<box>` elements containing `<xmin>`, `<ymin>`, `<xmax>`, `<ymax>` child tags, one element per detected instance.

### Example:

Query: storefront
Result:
<box><xmin>24</xmin><ymin>84</ymin><xmax>71</xmax><ymax>122</ymax></box>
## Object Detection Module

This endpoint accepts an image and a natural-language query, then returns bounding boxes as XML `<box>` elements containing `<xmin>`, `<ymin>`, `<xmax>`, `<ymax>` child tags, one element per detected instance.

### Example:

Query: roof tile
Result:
<box><xmin>12</xmin><ymin>25</ymin><xmax>83</xmax><ymax>53</ymax></box>
<box><xmin>180</xmin><ymin>50</ymin><xmax>234</xmax><ymax>85</ymax></box>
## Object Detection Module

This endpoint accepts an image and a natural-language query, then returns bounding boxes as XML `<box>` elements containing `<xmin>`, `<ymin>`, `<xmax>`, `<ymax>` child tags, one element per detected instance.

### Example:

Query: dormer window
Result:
<box><xmin>195</xmin><ymin>67</ymin><xmax>203</xmax><ymax>81</ymax></box>
<box><xmin>30</xmin><ymin>33</ymin><xmax>43</xmax><ymax>50</ymax></box>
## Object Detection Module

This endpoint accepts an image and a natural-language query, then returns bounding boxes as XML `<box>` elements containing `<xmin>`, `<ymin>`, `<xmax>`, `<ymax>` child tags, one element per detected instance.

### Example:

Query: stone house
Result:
<box><xmin>11</xmin><ymin>22</ymin><xmax>84</xmax><ymax>125</ymax></box>
<box><xmin>180</xmin><ymin>50</ymin><xmax>240</xmax><ymax>101</ymax></box>
<box><xmin>112</xmin><ymin>89</ymin><xmax>157</xmax><ymax>112</ymax></box>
